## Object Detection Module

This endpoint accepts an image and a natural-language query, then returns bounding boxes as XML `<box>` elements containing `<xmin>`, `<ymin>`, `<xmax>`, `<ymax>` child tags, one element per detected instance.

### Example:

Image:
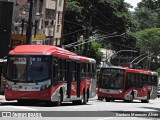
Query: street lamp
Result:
<box><xmin>21</xmin><ymin>10</ymin><xmax>41</xmax><ymax>40</ymax></box>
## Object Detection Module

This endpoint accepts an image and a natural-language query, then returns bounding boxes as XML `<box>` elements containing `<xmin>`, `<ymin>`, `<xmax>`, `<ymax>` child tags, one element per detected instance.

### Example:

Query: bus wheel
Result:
<box><xmin>56</xmin><ymin>93</ymin><xmax>62</xmax><ymax>106</ymax></box>
<box><xmin>87</xmin><ymin>89</ymin><xmax>89</xmax><ymax>102</ymax></box>
<box><xmin>98</xmin><ymin>97</ymin><xmax>104</xmax><ymax>101</ymax></box>
<box><xmin>129</xmin><ymin>94</ymin><xmax>134</xmax><ymax>102</ymax></box>
<box><xmin>105</xmin><ymin>98</ymin><xmax>110</xmax><ymax>102</ymax></box>
<box><xmin>78</xmin><ymin>91</ymin><xmax>87</xmax><ymax>105</ymax></box>
<box><xmin>141</xmin><ymin>94</ymin><xmax>150</xmax><ymax>103</ymax></box>
<box><xmin>82</xmin><ymin>91</ymin><xmax>87</xmax><ymax>104</ymax></box>
<box><xmin>17</xmin><ymin>100</ymin><xmax>25</xmax><ymax>105</ymax></box>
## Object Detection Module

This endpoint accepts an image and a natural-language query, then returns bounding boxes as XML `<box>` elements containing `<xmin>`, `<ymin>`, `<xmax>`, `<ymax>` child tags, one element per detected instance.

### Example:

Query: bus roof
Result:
<box><xmin>101</xmin><ymin>66</ymin><xmax>158</xmax><ymax>75</ymax></box>
<box><xmin>9</xmin><ymin>45</ymin><xmax>96</xmax><ymax>63</ymax></box>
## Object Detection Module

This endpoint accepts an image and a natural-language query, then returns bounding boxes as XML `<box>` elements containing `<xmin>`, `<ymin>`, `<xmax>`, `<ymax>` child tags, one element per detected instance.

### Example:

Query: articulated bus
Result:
<box><xmin>5</xmin><ymin>45</ymin><xmax>96</xmax><ymax>105</ymax></box>
<box><xmin>98</xmin><ymin>66</ymin><xmax>158</xmax><ymax>103</ymax></box>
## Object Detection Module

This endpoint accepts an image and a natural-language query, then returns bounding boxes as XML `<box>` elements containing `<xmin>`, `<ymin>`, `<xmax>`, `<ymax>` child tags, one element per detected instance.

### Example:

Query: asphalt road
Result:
<box><xmin>0</xmin><ymin>95</ymin><xmax>160</xmax><ymax>120</ymax></box>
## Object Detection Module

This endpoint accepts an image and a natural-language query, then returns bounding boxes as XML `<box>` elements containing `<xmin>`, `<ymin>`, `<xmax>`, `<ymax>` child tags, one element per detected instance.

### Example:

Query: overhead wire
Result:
<box><xmin>64</xmin><ymin>1</ymin><xmax>137</xmax><ymax>50</ymax></box>
<box><xmin>62</xmin><ymin>29</ymin><xmax>85</xmax><ymax>36</ymax></box>
<box><xmin>64</xmin><ymin>20</ymin><xmax>84</xmax><ymax>27</ymax></box>
<box><xmin>79</xmin><ymin>0</ymin><xmax>116</xmax><ymax>32</ymax></box>
<box><xmin>66</xmin><ymin>33</ymin><xmax>125</xmax><ymax>47</ymax></box>
<box><xmin>64</xmin><ymin>32</ymin><xmax>117</xmax><ymax>47</ymax></box>
<box><xmin>84</xmin><ymin>0</ymin><xmax>125</xmax><ymax>32</ymax></box>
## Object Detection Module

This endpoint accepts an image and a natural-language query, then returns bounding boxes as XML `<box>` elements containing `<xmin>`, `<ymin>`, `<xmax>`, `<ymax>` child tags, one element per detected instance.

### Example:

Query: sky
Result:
<box><xmin>124</xmin><ymin>0</ymin><xmax>142</xmax><ymax>11</ymax></box>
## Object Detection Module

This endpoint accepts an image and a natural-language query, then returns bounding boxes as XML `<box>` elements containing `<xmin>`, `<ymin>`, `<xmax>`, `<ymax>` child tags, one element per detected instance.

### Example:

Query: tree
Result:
<box><xmin>135</xmin><ymin>28</ymin><xmax>160</xmax><ymax>56</ymax></box>
<box><xmin>63</xmin><ymin>0</ymin><xmax>144</xmax><ymax>65</ymax></box>
<box><xmin>63</xmin><ymin>0</ymin><xmax>136</xmax><ymax>52</ymax></box>
<box><xmin>134</xmin><ymin>0</ymin><xmax>160</xmax><ymax>30</ymax></box>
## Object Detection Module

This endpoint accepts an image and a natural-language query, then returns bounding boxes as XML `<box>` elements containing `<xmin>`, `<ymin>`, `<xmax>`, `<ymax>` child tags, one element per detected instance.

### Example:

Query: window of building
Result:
<box><xmin>58</xmin><ymin>0</ymin><xmax>62</xmax><ymax>7</ymax></box>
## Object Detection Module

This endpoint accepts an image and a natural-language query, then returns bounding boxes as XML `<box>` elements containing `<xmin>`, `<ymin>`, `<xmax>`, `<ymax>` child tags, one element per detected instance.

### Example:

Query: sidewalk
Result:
<box><xmin>0</xmin><ymin>95</ymin><xmax>5</xmax><ymax>103</ymax></box>
<box><xmin>0</xmin><ymin>95</ymin><xmax>5</xmax><ymax>102</ymax></box>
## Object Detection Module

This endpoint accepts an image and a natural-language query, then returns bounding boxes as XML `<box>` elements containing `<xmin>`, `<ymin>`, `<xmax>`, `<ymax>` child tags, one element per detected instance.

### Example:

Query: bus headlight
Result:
<box><xmin>5</xmin><ymin>84</ymin><xmax>12</xmax><ymax>89</ymax></box>
<box><xmin>41</xmin><ymin>85</ymin><xmax>45</xmax><ymax>90</ymax></box>
<box><xmin>41</xmin><ymin>85</ymin><xmax>51</xmax><ymax>90</ymax></box>
<box><xmin>119</xmin><ymin>90</ymin><xmax>122</xmax><ymax>93</ymax></box>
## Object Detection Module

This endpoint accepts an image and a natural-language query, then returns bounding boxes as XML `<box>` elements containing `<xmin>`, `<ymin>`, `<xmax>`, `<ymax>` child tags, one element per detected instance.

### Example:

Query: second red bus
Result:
<box><xmin>98</xmin><ymin>66</ymin><xmax>158</xmax><ymax>103</ymax></box>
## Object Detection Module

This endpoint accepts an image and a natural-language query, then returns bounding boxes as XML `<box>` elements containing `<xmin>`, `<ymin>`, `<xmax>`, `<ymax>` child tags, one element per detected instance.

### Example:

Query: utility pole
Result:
<box><xmin>26</xmin><ymin>0</ymin><xmax>34</xmax><ymax>44</ymax></box>
<box><xmin>83</xmin><ymin>16</ymin><xmax>92</xmax><ymax>56</ymax></box>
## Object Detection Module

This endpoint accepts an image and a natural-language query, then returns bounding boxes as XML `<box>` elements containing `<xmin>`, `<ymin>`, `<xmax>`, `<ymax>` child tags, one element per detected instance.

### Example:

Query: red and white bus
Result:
<box><xmin>5</xmin><ymin>45</ymin><xmax>96</xmax><ymax>105</ymax></box>
<box><xmin>98</xmin><ymin>66</ymin><xmax>158</xmax><ymax>103</ymax></box>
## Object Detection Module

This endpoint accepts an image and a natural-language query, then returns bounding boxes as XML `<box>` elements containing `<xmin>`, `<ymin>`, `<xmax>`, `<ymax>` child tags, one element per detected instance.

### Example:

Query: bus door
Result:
<box><xmin>0</xmin><ymin>1</ymin><xmax>13</xmax><ymax>58</ymax></box>
<box><xmin>126</xmin><ymin>73</ymin><xmax>143</xmax><ymax>97</ymax></box>
<box><xmin>66</xmin><ymin>60</ymin><xmax>72</xmax><ymax>98</ymax></box>
<box><xmin>76</xmin><ymin>62</ymin><xmax>81</xmax><ymax>97</ymax></box>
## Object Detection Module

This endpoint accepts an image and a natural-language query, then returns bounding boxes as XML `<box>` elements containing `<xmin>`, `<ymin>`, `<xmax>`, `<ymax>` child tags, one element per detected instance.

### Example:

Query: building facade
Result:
<box><xmin>5</xmin><ymin>0</ymin><xmax>65</xmax><ymax>47</ymax></box>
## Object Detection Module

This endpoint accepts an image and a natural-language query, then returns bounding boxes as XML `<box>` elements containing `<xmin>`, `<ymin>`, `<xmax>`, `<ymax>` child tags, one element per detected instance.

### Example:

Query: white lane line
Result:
<box><xmin>0</xmin><ymin>106</ymin><xmax>37</xmax><ymax>111</ymax></box>
<box><xmin>97</xmin><ymin>117</ymin><xmax>115</xmax><ymax>120</ymax></box>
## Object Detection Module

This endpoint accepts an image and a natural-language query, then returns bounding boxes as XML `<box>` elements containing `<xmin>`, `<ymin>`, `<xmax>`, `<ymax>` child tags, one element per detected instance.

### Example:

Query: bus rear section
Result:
<box><xmin>98</xmin><ymin>67</ymin><xmax>158</xmax><ymax>103</ymax></box>
<box><xmin>5</xmin><ymin>45</ymin><xmax>97</xmax><ymax>105</ymax></box>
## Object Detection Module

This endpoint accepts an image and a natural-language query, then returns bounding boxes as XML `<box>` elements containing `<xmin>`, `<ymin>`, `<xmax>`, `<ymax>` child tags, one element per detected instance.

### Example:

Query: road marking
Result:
<box><xmin>97</xmin><ymin>117</ymin><xmax>114</xmax><ymax>120</ymax></box>
<box><xmin>0</xmin><ymin>106</ymin><xmax>37</xmax><ymax>111</ymax></box>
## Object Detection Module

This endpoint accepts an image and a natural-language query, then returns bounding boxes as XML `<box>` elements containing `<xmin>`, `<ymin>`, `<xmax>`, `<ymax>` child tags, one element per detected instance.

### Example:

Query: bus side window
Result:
<box><xmin>125</xmin><ymin>73</ymin><xmax>131</xmax><ymax>89</ymax></box>
<box><xmin>52</xmin><ymin>63</ymin><xmax>58</xmax><ymax>78</ymax></box>
<box><xmin>138</xmin><ymin>74</ymin><xmax>143</xmax><ymax>88</ymax></box>
<box><xmin>88</xmin><ymin>64</ymin><xmax>91</xmax><ymax>77</ymax></box>
<box><xmin>72</xmin><ymin>61</ymin><xmax>76</xmax><ymax>82</ymax></box>
<box><xmin>52</xmin><ymin>57</ymin><xmax>59</xmax><ymax>85</ymax></box>
<box><xmin>142</xmin><ymin>75</ymin><xmax>148</xmax><ymax>85</ymax></box>
<box><xmin>81</xmin><ymin>63</ymin><xmax>86</xmax><ymax>78</ymax></box>
<box><xmin>135</xmin><ymin>74</ymin><xmax>139</xmax><ymax>87</ymax></box>
<box><xmin>62</xmin><ymin>60</ymin><xmax>66</xmax><ymax>82</ymax></box>
<box><xmin>152</xmin><ymin>75</ymin><xmax>158</xmax><ymax>86</ymax></box>
<box><xmin>148</xmin><ymin>75</ymin><xmax>151</xmax><ymax>85</ymax></box>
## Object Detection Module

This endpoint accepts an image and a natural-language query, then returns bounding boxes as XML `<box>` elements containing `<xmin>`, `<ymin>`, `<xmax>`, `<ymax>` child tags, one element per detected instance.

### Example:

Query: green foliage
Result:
<box><xmin>64</xmin><ymin>0</ymin><xmax>136</xmax><ymax>52</ymax></box>
<box><xmin>87</xmin><ymin>42</ymin><xmax>104</xmax><ymax>65</ymax></box>
<box><xmin>134</xmin><ymin>28</ymin><xmax>160</xmax><ymax>55</ymax></box>
<box><xmin>134</xmin><ymin>0</ymin><xmax>160</xmax><ymax>30</ymax></box>
<box><xmin>156</xmin><ymin>68</ymin><xmax>160</xmax><ymax>77</ymax></box>
<box><xmin>66</xmin><ymin>0</ymin><xmax>82</xmax><ymax>12</ymax></box>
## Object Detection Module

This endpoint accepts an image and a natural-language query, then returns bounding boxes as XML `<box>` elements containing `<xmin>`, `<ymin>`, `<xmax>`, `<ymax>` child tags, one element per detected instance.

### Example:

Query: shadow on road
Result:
<box><xmin>96</xmin><ymin>99</ymin><xmax>141</xmax><ymax>103</ymax></box>
<box><xmin>0</xmin><ymin>101</ymin><xmax>92</xmax><ymax>107</ymax></box>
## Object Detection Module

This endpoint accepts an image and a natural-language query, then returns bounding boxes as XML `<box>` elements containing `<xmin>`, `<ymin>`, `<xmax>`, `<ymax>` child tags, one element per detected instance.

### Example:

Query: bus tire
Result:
<box><xmin>17</xmin><ymin>100</ymin><xmax>30</xmax><ymax>105</ymax></box>
<box><xmin>141</xmin><ymin>94</ymin><xmax>150</xmax><ymax>103</ymax></box>
<box><xmin>17</xmin><ymin>100</ymin><xmax>25</xmax><ymax>105</ymax></box>
<box><xmin>98</xmin><ymin>97</ymin><xmax>104</xmax><ymax>101</ymax></box>
<box><xmin>105</xmin><ymin>98</ymin><xmax>110</xmax><ymax>102</ymax></box>
<box><xmin>78</xmin><ymin>90</ymin><xmax>87</xmax><ymax>105</ymax></box>
<box><xmin>56</xmin><ymin>93</ymin><xmax>62</xmax><ymax>106</ymax></box>
<box><xmin>87</xmin><ymin>89</ymin><xmax>89</xmax><ymax>102</ymax></box>
<box><xmin>82</xmin><ymin>90</ymin><xmax>87</xmax><ymax>104</ymax></box>
<box><xmin>129</xmin><ymin>94</ymin><xmax>134</xmax><ymax>102</ymax></box>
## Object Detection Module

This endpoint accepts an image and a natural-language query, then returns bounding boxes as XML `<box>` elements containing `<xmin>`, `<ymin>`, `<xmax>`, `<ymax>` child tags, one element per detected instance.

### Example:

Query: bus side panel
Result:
<box><xmin>51</xmin><ymin>83</ymin><xmax>66</xmax><ymax>102</ymax></box>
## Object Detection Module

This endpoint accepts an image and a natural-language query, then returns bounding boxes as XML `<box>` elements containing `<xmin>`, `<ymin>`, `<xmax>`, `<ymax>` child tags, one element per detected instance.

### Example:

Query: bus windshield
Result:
<box><xmin>7</xmin><ymin>56</ymin><xmax>51</xmax><ymax>82</ymax></box>
<box><xmin>100</xmin><ymin>68</ymin><xmax>125</xmax><ymax>89</ymax></box>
